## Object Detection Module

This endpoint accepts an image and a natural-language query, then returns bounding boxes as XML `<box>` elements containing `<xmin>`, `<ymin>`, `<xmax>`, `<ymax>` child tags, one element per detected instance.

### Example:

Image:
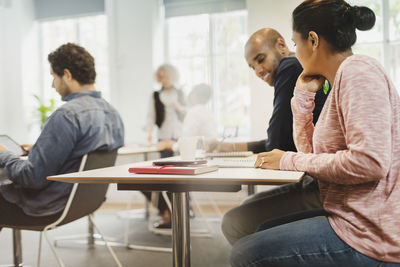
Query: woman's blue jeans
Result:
<box><xmin>231</xmin><ymin>216</ymin><xmax>399</xmax><ymax>267</ymax></box>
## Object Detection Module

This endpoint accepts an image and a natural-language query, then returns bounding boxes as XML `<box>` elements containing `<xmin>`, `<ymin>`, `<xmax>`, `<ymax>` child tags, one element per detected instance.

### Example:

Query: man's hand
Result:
<box><xmin>205</xmin><ymin>140</ymin><xmax>234</xmax><ymax>152</ymax></box>
<box><xmin>21</xmin><ymin>144</ymin><xmax>33</xmax><ymax>156</ymax></box>
<box><xmin>296</xmin><ymin>72</ymin><xmax>325</xmax><ymax>93</ymax></box>
<box><xmin>254</xmin><ymin>149</ymin><xmax>285</xmax><ymax>170</ymax></box>
<box><xmin>0</xmin><ymin>144</ymin><xmax>8</xmax><ymax>152</ymax></box>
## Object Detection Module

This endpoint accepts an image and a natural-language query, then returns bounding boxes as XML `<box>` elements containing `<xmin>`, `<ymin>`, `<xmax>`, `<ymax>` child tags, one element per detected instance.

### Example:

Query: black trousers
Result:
<box><xmin>0</xmin><ymin>193</ymin><xmax>62</xmax><ymax>231</ymax></box>
<box><xmin>221</xmin><ymin>175</ymin><xmax>325</xmax><ymax>245</ymax></box>
<box><xmin>141</xmin><ymin>148</ymin><xmax>174</xmax><ymax>215</ymax></box>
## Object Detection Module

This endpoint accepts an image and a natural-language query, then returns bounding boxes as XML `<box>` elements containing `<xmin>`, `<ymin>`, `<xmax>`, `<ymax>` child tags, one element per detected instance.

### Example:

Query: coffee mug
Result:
<box><xmin>178</xmin><ymin>136</ymin><xmax>198</xmax><ymax>160</ymax></box>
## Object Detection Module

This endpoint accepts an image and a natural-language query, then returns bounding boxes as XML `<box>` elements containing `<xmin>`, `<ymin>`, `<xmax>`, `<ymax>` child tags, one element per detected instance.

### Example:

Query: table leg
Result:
<box><xmin>247</xmin><ymin>185</ymin><xmax>256</xmax><ymax>195</ymax></box>
<box><xmin>172</xmin><ymin>192</ymin><xmax>191</xmax><ymax>267</ymax></box>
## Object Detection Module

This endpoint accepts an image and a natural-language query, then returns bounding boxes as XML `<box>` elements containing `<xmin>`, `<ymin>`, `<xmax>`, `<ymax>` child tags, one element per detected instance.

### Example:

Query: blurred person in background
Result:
<box><xmin>143</xmin><ymin>63</ymin><xmax>186</xmax><ymax>228</ymax></box>
<box><xmin>145</xmin><ymin>63</ymin><xmax>185</xmax><ymax>157</ymax></box>
<box><xmin>154</xmin><ymin>83</ymin><xmax>217</xmax><ymax>228</ymax></box>
<box><xmin>157</xmin><ymin>83</ymin><xmax>218</xmax><ymax>151</ymax></box>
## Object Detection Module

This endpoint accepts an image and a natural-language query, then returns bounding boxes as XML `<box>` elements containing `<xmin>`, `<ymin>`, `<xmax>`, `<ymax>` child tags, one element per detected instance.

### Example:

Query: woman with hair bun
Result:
<box><xmin>231</xmin><ymin>0</ymin><xmax>400</xmax><ymax>266</ymax></box>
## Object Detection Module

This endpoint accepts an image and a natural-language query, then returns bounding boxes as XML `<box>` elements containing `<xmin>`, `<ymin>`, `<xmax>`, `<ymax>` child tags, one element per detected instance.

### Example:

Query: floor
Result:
<box><xmin>0</xmin><ymin>208</ymin><xmax>233</xmax><ymax>267</ymax></box>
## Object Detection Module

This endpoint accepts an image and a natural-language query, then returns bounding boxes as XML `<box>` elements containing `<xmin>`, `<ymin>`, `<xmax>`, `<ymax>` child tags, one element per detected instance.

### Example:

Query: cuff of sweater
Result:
<box><xmin>280</xmin><ymin>151</ymin><xmax>296</xmax><ymax>170</ymax></box>
<box><xmin>0</xmin><ymin>151</ymin><xmax>18</xmax><ymax>166</ymax></box>
<box><xmin>293</xmin><ymin>88</ymin><xmax>316</xmax><ymax>114</ymax></box>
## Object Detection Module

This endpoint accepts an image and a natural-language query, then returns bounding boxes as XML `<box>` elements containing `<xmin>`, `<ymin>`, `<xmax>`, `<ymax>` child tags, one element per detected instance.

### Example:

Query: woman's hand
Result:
<box><xmin>157</xmin><ymin>140</ymin><xmax>175</xmax><ymax>151</ymax></box>
<box><xmin>172</xmin><ymin>101</ymin><xmax>185</xmax><ymax>112</ymax></box>
<box><xmin>254</xmin><ymin>149</ymin><xmax>285</xmax><ymax>170</ymax></box>
<box><xmin>147</xmin><ymin>130</ymin><xmax>153</xmax><ymax>144</ymax></box>
<box><xmin>296</xmin><ymin>72</ymin><xmax>325</xmax><ymax>93</ymax></box>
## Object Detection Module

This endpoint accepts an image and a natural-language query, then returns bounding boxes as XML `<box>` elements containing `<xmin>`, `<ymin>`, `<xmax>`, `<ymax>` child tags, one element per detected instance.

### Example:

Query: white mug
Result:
<box><xmin>178</xmin><ymin>136</ymin><xmax>198</xmax><ymax>160</ymax></box>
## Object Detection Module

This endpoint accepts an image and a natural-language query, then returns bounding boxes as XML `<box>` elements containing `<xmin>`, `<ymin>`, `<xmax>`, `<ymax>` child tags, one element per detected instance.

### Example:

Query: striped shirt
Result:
<box><xmin>280</xmin><ymin>55</ymin><xmax>400</xmax><ymax>262</ymax></box>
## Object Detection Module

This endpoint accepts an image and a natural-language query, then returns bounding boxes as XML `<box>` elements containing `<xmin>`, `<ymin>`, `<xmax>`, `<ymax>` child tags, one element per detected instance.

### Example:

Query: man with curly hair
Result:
<box><xmin>0</xmin><ymin>43</ymin><xmax>124</xmax><ymax>227</ymax></box>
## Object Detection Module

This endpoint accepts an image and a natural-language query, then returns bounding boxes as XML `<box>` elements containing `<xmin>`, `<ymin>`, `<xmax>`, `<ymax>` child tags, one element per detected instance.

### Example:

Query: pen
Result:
<box><xmin>257</xmin><ymin>157</ymin><xmax>264</xmax><ymax>168</ymax></box>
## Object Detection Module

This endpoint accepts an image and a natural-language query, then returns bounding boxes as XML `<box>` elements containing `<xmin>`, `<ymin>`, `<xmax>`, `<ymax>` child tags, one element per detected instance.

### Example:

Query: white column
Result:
<box><xmin>0</xmin><ymin>4</ymin><xmax>5</xmax><ymax>129</ymax></box>
<box><xmin>106</xmin><ymin>0</ymin><xmax>164</xmax><ymax>144</ymax></box>
<box><xmin>246</xmin><ymin>0</ymin><xmax>301</xmax><ymax>140</ymax></box>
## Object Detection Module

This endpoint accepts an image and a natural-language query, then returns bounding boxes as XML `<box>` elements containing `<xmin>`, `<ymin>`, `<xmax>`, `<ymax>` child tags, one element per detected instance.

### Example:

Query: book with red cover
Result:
<box><xmin>128</xmin><ymin>165</ymin><xmax>218</xmax><ymax>175</ymax></box>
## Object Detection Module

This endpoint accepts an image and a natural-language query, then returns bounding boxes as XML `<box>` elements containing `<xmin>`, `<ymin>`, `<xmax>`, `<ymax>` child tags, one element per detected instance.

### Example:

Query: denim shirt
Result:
<box><xmin>0</xmin><ymin>90</ymin><xmax>124</xmax><ymax>216</ymax></box>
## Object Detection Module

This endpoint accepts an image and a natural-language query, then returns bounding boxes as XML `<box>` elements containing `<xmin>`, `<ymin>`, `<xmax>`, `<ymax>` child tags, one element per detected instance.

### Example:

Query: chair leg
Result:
<box><xmin>43</xmin><ymin>227</ymin><xmax>66</xmax><ymax>267</ymax></box>
<box><xmin>12</xmin><ymin>229</ymin><xmax>23</xmax><ymax>267</ymax></box>
<box><xmin>37</xmin><ymin>232</ymin><xmax>43</xmax><ymax>267</ymax></box>
<box><xmin>53</xmin><ymin>215</ymin><xmax>107</xmax><ymax>248</ymax></box>
<box><xmin>88</xmin><ymin>216</ymin><xmax>95</xmax><ymax>248</ymax></box>
<box><xmin>88</xmin><ymin>214</ymin><xmax>123</xmax><ymax>267</ymax></box>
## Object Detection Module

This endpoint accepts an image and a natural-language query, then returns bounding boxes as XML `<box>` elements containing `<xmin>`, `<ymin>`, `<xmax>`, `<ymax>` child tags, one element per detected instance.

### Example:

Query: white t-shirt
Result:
<box><xmin>145</xmin><ymin>88</ymin><xmax>183</xmax><ymax>140</ymax></box>
<box><xmin>182</xmin><ymin>105</ymin><xmax>217</xmax><ymax>139</ymax></box>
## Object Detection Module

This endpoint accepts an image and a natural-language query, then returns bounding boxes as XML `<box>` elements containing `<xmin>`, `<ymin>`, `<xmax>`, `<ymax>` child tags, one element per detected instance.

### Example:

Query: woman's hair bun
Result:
<box><xmin>353</xmin><ymin>5</ymin><xmax>376</xmax><ymax>31</ymax></box>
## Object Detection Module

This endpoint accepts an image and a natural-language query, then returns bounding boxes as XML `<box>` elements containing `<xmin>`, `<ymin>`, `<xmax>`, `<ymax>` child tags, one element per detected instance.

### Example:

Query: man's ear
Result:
<box><xmin>275</xmin><ymin>37</ymin><xmax>287</xmax><ymax>55</ymax></box>
<box><xmin>63</xmin><ymin>69</ymin><xmax>72</xmax><ymax>81</ymax></box>
<box><xmin>308</xmin><ymin>31</ymin><xmax>319</xmax><ymax>50</ymax></box>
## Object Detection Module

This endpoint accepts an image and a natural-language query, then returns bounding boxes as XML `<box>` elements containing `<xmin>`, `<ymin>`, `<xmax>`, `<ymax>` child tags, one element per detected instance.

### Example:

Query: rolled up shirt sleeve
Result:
<box><xmin>0</xmin><ymin>109</ymin><xmax>78</xmax><ymax>189</ymax></box>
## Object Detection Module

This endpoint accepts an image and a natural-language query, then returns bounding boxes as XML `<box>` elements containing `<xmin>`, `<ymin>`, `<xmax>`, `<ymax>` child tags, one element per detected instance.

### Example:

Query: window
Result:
<box><xmin>25</xmin><ymin>15</ymin><xmax>108</xmax><ymax>140</ymax></box>
<box><xmin>39</xmin><ymin>15</ymin><xmax>109</xmax><ymax>105</ymax></box>
<box><xmin>350</xmin><ymin>0</ymin><xmax>400</xmax><ymax>92</ymax></box>
<box><xmin>166</xmin><ymin>10</ymin><xmax>250</xmax><ymax>138</ymax></box>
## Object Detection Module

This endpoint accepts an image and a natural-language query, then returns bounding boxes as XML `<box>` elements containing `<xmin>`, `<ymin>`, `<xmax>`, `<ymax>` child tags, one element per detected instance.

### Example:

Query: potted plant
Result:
<box><xmin>33</xmin><ymin>94</ymin><xmax>56</xmax><ymax>129</ymax></box>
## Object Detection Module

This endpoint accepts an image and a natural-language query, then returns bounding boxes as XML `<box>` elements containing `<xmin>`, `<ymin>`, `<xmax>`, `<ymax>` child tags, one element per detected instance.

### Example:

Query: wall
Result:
<box><xmin>106</xmin><ymin>0</ymin><xmax>164</xmax><ymax>144</ymax></box>
<box><xmin>246</xmin><ymin>0</ymin><xmax>302</xmax><ymax>139</ymax></box>
<box><xmin>0</xmin><ymin>0</ymin><xmax>37</xmax><ymax>143</ymax></box>
<box><xmin>0</xmin><ymin>4</ymin><xmax>5</xmax><ymax>128</ymax></box>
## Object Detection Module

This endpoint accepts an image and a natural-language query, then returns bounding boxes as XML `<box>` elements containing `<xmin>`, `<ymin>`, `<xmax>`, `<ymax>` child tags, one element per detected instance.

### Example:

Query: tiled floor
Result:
<box><xmin>0</xmin><ymin>209</ymin><xmax>232</xmax><ymax>267</ymax></box>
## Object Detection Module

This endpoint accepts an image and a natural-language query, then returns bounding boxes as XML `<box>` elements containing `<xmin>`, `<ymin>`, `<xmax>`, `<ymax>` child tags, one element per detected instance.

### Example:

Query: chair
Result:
<box><xmin>2</xmin><ymin>150</ymin><xmax>122</xmax><ymax>267</ymax></box>
<box><xmin>222</xmin><ymin>125</ymin><xmax>239</xmax><ymax>139</ymax></box>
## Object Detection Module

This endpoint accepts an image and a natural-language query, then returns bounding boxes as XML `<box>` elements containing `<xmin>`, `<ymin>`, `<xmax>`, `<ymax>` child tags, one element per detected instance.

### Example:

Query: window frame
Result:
<box><xmin>164</xmin><ymin>10</ymin><xmax>250</xmax><ymax>138</ymax></box>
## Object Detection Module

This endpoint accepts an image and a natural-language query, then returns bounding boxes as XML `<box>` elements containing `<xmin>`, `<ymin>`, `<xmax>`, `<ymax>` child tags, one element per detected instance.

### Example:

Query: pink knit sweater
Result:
<box><xmin>280</xmin><ymin>55</ymin><xmax>400</xmax><ymax>262</ymax></box>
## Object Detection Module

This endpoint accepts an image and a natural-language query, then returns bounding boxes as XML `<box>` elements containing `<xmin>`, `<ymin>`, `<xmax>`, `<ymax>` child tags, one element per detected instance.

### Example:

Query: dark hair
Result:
<box><xmin>48</xmin><ymin>43</ymin><xmax>96</xmax><ymax>85</ymax></box>
<box><xmin>292</xmin><ymin>0</ymin><xmax>375</xmax><ymax>52</ymax></box>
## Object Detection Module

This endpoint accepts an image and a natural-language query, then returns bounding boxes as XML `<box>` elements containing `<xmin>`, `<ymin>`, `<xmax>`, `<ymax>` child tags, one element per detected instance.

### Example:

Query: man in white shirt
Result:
<box><xmin>182</xmin><ymin>83</ymin><xmax>217</xmax><ymax>138</ymax></box>
<box><xmin>158</xmin><ymin>83</ymin><xmax>217</xmax><ymax>150</ymax></box>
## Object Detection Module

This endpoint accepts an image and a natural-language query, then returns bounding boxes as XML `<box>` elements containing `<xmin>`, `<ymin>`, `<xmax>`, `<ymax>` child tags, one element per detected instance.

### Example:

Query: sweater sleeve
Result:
<box><xmin>281</xmin><ymin>61</ymin><xmax>392</xmax><ymax>185</ymax></box>
<box><xmin>291</xmin><ymin>89</ymin><xmax>316</xmax><ymax>153</ymax></box>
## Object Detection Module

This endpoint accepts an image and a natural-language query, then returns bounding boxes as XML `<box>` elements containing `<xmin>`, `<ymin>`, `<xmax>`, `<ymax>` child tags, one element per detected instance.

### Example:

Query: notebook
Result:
<box><xmin>208</xmin><ymin>155</ymin><xmax>257</xmax><ymax>168</ymax></box>
<box><xmin>205</xmin><ymin>151</ymin><xmax>254</xmax><ymax>158</ymax></box>
<box><xmin>128</xmin><ymin>165</ymin><xmax>218</xmax><ymax>175</ymax></box>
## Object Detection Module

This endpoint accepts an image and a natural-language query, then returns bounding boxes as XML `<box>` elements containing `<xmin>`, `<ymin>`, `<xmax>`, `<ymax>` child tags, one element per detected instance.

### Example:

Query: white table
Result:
<box><xmin>48</xmin><ymin>161</ymin><xmax>304</xmax><ymax>267</ymax></box>
<box><xmin>117</xmin><ymin>144</ymin><xmax>160</xmax><ymax>165</ymax></box>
